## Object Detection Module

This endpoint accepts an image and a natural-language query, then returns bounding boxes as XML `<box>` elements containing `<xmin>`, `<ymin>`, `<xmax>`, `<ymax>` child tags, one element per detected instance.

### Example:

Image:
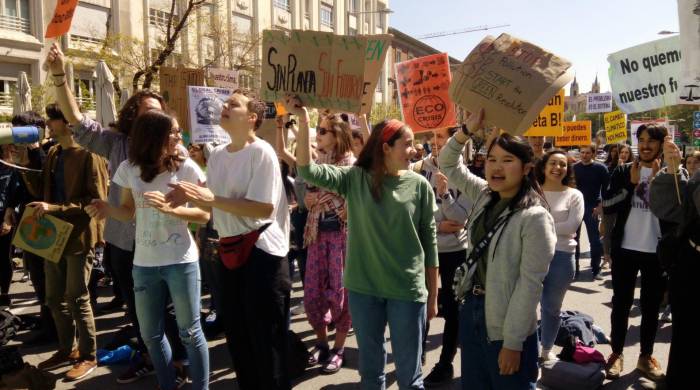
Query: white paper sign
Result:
<box><xmin>585</xmin><ymin>92</ymin><xmax>613</xmax><ymax>113</ymax></box>
<box><xmin>209</xmin><ymin>68</ymin><xmax>239</xmax><ymax>89</ymax></box>
<box><xmin>608</xmin><ymin>36</ymin><xmax>682</xmax><ymax>114</ymax></box>
<box><xmin>677</xmin><ymin>0</ymin><xmax>700</xmax><ymax>104</ymax></box>
<box><xmin>187</xmin><ymin>86</ymin><xmax>232</xmax><ymax>144</ymax></box>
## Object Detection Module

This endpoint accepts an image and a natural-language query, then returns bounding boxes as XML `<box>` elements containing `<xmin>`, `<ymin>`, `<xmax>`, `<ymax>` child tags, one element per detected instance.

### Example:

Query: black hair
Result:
<box><xmin>486</xmin><ymin>133</ymin><xmax>547</xmax><ymax>210</ymax></box>
<box><xmin>636</xmin><ymin>124</ymin><xmax>668</xmax><ymax>142</ymax></box>
<box><xmin>536</xmin><ymin>149</ymin><xmax>573</xmax><ymax>186</ymax></box>
<box><xmin>45</xmin><ymin>103</ymin><xmax>67</xmax><ymax>123</ymax></box>
<box><xmin>11</xmin><ymin>111</ymin><xmax>45</xmax><ymax>129</ymax></box>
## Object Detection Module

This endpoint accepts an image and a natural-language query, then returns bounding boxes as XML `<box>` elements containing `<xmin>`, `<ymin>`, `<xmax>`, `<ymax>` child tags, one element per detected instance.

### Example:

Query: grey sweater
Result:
<box><xmin>439</xmin><ymin>136</ymin><xmax>556</xmax><ymax>351</ymax></box>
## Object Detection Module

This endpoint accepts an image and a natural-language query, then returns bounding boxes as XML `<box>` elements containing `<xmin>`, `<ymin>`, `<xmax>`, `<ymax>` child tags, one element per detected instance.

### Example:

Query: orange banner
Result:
<box><xmin>396</xmin><ymin>53</ymin><xmax>457</xmax><ymax>133</ymax></box>
<box><xmin>45</xmin><ymin>0</ymin><xmax>79</xmax><ymax>38</ymax></box>
<box><xmin>555</xmin><ymin>121</ymin><xmax>592</xmax><ymax>147</ymax></box>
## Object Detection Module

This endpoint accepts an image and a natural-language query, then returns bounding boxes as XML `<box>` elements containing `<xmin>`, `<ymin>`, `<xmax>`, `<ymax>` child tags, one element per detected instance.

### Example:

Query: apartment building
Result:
<box><xmin>0</xmin><ymin>0</ymin><xmax>391</xmax><ymax>114</ymax></box>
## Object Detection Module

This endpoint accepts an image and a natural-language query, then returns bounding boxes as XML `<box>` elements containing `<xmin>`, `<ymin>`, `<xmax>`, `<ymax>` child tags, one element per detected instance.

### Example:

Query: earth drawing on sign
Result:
<box><xmin>19</xmin><ymin>216</ymin><xmax>57</xmax><ymax>250</ymax></box>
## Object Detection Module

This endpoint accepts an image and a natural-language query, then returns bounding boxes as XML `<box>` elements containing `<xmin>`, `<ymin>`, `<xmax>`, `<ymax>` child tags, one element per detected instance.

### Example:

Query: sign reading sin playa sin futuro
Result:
<box><xmin>261</xmin><ymin>30</ymin><xmax>390</xmax><ymax>112</ymax></box>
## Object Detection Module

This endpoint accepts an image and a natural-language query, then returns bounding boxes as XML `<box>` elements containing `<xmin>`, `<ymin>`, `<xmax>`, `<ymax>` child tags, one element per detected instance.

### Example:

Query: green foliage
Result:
<box><xmin>369</xmin><ymin>102</ymin><xmax>402</xmax><ymax>127</ymax></box>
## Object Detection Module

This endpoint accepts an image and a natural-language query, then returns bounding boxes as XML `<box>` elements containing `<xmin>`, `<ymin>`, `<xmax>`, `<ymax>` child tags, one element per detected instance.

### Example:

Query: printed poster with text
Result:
<box><xmin>608</xmin><ymin>36</ymin><xmax>682</xmax><ymax>114</ymax></box>
<box><xmin>261</xmin><ymin>30</ymin><xmax>384</xmax><ymax>112</ymax></box>
<box><xmin>677</xmin><ymin>0</ymin><xmax>700</xmax><ymax>104</ymax></box>
<box><xmin>555</xmin><ymin>121</ymin><xmax>592</xmax><ymax>147</ymax></box>
<box><xmin>12</xmin><ymin>209</ymin><xmax>73</xmax><ymax>263</ymax></box>
<box><xmin>187</xmin><ymin>86</ymin><xmax>233</xmax><ymax>144</ymax></box>
<box><xmin>395</xmin><ymin>53</ymin><xmax>456</xmax><ymax>133</ymax></box>
<box><xmin>524</xmin><ymin>89</ymin><xmax>565</xmax><ymax>136</ymax></box>
<box><xmin>450</xmin><ymin>33</ymin><xmax>573</xmax><ymax>136</ymax></box>
<box><xmin>604</xmin><ymin>110</ymin><xmax>628</xmax><ymax>144</ymax></box>
<box><xmin>585</xmin><ymin>92</ymin><xmax>613</xmax><ymax>113</ymax></box>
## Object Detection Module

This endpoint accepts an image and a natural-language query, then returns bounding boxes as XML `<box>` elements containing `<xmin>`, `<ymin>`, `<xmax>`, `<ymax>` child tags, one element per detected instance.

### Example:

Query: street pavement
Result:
<box><xmin>5</xmin><ymin>232</ymin><xmax>669</xmax><ymax>389</ymax></box>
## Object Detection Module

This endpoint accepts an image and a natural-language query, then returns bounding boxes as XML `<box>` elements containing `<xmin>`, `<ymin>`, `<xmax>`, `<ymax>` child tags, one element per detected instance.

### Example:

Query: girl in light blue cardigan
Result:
<box><xmin>439</xmin><ymin>110</ymin><xmax>556</xmax><ymax>390</ymax></box>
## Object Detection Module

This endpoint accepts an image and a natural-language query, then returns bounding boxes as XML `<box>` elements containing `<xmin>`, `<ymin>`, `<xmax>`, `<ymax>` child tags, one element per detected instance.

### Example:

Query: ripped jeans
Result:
<box><xmin>133</xmin><ymin>262</ymin><xmax>209</xmax><ymax>390</ymax></box>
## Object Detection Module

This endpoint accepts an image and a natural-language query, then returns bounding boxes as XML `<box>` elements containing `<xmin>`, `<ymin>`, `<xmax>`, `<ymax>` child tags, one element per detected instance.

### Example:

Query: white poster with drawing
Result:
<box><xmin>677</xmin><ymin>0</ymin><xmax>700</xmax><ymax>104</ymax></box>
<box><xmin>187</xmin><ymin>86</ymin><xmax>232</xmax><ymax>144</ymax></box>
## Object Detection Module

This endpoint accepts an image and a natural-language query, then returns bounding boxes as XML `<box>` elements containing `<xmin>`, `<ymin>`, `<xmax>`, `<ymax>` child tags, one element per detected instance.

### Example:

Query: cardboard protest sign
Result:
<box><xmin>586</xmin><ymin>92</ymin><xmax>613</xmax><ymax>113</ymax></box>
<box><xmin>209</xmin><ymin>68</ymin><xmax>239</xmax><ymax>89</ymax></box>
<box><xmin>524</xmin><ymin>89</ymin><xmax>564</xmax><ymax>136</ymax></box>
<box><xmin>45</xmin><ymin>0</ymin><xmax>79</xmax><ymax>38</ymax></box>
<box><xmin>360</xmin><ymin>34</ymin><xmax>392</xmax><ymax>114</ymax></box>
<box><xmin>12</xmin><ymin>209</ymin><xmax>73</xmax><ymax>263</ymax></box>
<box><xmin>608</xmin><ymin>36</ymin><xmax>682</xmax><ymax>114</ymax></box>
<box><xmin>262</xmin><ymin>30</ymin><xmax>371</xmax><ymax>112</ymax></box>
<box><xmin>187</xmin><ymin>86</ymin><xmax>232</xmax><ymax>144</ymax></box>
<box><xmin>396</xmin><ymin>53</ymin><xmax>456</xmax><ymax>133</ymax></box>
<box><xmin>450</xmin><ymin>33</ymin><xmax>573</xmax><ymax>136</ymax></box>
<box><xmin>604</xmin><ymin>110</ymin><xmax>627</xmax><ymax>144</ymax></box>
<box><xmin>160</xmin><ymin>67</ymin><xmax>205</xmax><ymax>133</ymax></box>
<box><xmin>555</xmin><ymin>121</ymin><xmax>592</xmax><ymax>147</ymax></box>
<box><xmin>677</xmin><ymin>0</ymin><xmax>700</xmax><ymax>104</ymax></box>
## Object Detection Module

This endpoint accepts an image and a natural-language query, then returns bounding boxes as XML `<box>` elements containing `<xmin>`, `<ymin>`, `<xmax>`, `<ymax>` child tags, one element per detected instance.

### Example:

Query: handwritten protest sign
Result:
<box><xmin>187</xmin><ymin>86</ymin><xmax>232</xmax><ymax>144</ymax></box>
<box><xmin>450</xmin><ymin>33</ymin><xmax>573</xmax><ymax>135</ymax></box>
<box><xmin>209</xmin><ymin>68</ymin><xmax>239</xmax><ymax>89</ymax></box>
<box><xmin>586</xmin><ymin>92</ymin><xmax>613</xmax><ymax>113</ymax></box>
<box><xmin>160</xmin><ymin>67</ymin><xmax>205</xmax><ymax>133</ymax></box>
<box><xmin>604</xmin><ymin>110</ymin><xmax>627</xmax><ymax>144</ymax></box>
<box><xmin>556</xmin><ymin>121</ymin><xmax>592</xmax><ymax>147</ymax></box>
<box><xmin>360</xmin><ymin>34</ymin><xmax>392</xmax><ymax>114</ymax></box>
<box><xmin>677</xmin><ymin>0</ymin><xmax>700</xmax><ymax>104</ymax></box>
<box><xmin>608</xmin><ymin>36</ymin><xmax>682</xmax><ymax>114</ymax></box>
<box><xmin>262</xmin><ymin>30</ymin><xmax>386</xmax><ymax>112</ymax></box>
<box><xmin>524</xmin><ymin>89</ymin><xmax>564</xmax><ymax>136</ymax></box>
<box><xmin>12</xmin><ymin>209</ymin><xmax>73</xmax><ymax>263</ymax></box>
<box><xmin>45</xmin><ymin>0</ymin><xmax>79</xmax><ymax>38</ymax></box>
<box><xmin>396</xmin><ymin>53</ymin><xmax>456</xmax><ymax>133</ymax></box>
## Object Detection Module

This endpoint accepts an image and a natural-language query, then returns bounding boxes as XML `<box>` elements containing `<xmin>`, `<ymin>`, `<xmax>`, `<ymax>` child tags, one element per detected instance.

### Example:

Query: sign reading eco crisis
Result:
<box><xmin>395</xmin><ymin>53</ymin><xmax>457</xmax><ymax>133</ymax></box>
<box><xmin>585</xmin><ymin>92</ymin><xmax>613</xmax><ymax>113</ymax></box>
<box><xmin>449</xmin><ymin>33</ymin><xmax>573</xmax><ymax>135</ymax></box>
<box><xmin>604</xmin><ymin>110</ymin><xmax>627</xmax><ymax>144</ymax></box>
<box><xmin>261</xmin><ymin>30</ymin><xmax>389</xmax><ymax>113</ymax></box>
<box><xmin>608</xmin><ymin>36</ymin><xmax>682</xmax><ymax>114</ymax></box>
<box><xmin>555</xmin><ymin>121</ymin><xmax>592</xmax><ymax>147</ymax></box>
<box><xmin>524</xmin><ymin>89</ymin><xmax>565</xmax><ymax>136</ymax></box>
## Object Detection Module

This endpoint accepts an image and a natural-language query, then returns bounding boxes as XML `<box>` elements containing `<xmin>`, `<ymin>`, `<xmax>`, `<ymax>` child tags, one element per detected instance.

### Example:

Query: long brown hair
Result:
<box><xmin>319</xmin><ymin>114</ymin><xmax>353</xmax><ymax>162</ymax></box>
<box><xmin>128</xmin><ymin>110</ymin><xmax>182</xmax><ymax>182</ymax></box>
<box><xmin>355</xmin><ymin>120</ymin><xmax>408</xmax><ymax>202</ymax></box>
<box><xmin>117</xmin><ymin>90</ymin><xmax>166</xmax><ymax>136</ymax></box>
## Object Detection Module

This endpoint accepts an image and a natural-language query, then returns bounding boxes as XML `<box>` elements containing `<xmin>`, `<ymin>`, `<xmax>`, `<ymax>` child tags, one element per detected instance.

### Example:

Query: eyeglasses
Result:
<box><xmin>318</xmin><ymin>127</ymin><xmax>334</xmax><ymax>136</ymax></box>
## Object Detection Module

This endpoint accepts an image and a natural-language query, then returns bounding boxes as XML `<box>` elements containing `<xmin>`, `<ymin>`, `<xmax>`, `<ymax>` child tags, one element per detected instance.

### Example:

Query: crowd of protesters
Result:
<box><xmin>0</xmin><ymin>42</ymin><xmax>696</xmax><ymax>390</ymax></box>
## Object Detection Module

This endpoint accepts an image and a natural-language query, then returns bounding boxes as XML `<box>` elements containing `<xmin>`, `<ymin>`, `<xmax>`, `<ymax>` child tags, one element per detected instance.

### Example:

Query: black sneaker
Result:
<box><xmin>0</xmin><ymin>294</ymin><xmax>11</xmax><ymax>308</ymax></box>
<box><xmin>117</xmin><ymin>358</ymin><xmax>155</xmax><ymax>384</ymax></box>
<box><xmin>424</xmin><ymin>362</ymin><xmax>454</xmax><ymax>387</ymax></box>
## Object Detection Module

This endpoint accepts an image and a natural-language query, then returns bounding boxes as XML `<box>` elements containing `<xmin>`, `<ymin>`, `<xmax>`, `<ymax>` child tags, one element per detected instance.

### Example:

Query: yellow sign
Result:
<box><xmin>556</xmin><ymin>121</ymin><xmax>592</xmax><ymax>147</ymax></box>
<box><xmin>12</xmin><ymin>208</ymin><xmax>74</xmax><ymax>263</ymax></box>
<box><xmin>604</xmin><ymin>110</ymin><xmax>627</xmax><ymax>144</ymax></box>
<box><xmin>524</xmin><ymin>89</ymin><xmax>565</xmax><ymax>136</ymax></box>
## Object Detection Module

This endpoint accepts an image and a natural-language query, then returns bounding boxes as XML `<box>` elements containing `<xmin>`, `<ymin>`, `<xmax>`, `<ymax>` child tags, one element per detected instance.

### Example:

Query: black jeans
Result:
<box><xmin>0</xmin><ymin>232</ymin><xmax>12</xmax><ymax>295</ymax></box>
<box><xmin>667</xmin><ymin>242</ymin><xmax>699</xmax><ymax>389</ymax></box>
<box><xmin>219</xmin><ymin>247</ymin><xmax>291</xmax><ymax>390</ymax></box>
<box><xmin>610</xmin><ymin>247</ymin><xmax>664</xmax><ymax>355</ymax></box>
<box><xmin>102</xmin><ymin>243</ymin><xmax>123</xmax><ymax>303</ymax></box>
<box><xmin>24</xmin><ymin>252</ymin><xmax>56</xmax><ymax>335</ymax></box>
<box><xmin>109</xmin><ymin>243</ymin><xmax>185</xmax><ymax>361</ymax></box>
<box><xmin>422</xmin><ymin>249</ymin><xmax>463</xmax><ymax>367</ymax></box>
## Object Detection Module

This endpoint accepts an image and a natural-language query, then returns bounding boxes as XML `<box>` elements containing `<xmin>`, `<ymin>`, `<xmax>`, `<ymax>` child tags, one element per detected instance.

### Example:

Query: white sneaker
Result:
<box><xmin>291</xmin><ymin>304</ymin><xmax>305</xmax><ymax>315</ymax></box>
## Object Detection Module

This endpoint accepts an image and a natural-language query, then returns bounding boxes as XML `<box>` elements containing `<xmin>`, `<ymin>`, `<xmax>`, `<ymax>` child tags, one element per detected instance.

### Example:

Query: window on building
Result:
<box><xmin>238</xmin><ymin>73</ymin><xmax>255</xmax><ymax>90</ymax></box>
<box><xmin>232</xmin><ymin>12</ymin><xmax>252</xmax><ymax>38</ymax></box>
<box><xmin>349</xmin><ymin>0</ymin><xmax>358</xmax><ymax>12</ymax></box>
<box><xmin>149</xmin><ymin>8</ymin><xmax>176</xmax><ymax>29</ymax></box>
<box><xmin>0</xmin><ymin>0</ymin><xmax>30</xmax><ymax>33</ymax></box>
<box><xmin>348</xmin><ymin>27</ymin><xmax>356</xmax><ymax>36</ymax></box>
<box><xmin>0</xmin><ymin>79</ymin><xmax>15</xmax><ymax>107</ymax></box>
<box><xmin>273</xmin><ymin>0</ymin><xmax>290</xmax><ymax>11</ymax></box>
<box><xmin>320</xmin><ymin>3</ymin><xmax>333</xmax><ymax>27</ymax></box>
<box><xmin>395</xmin><ymin>49</ymin><xmax>401</xmax><ymax>63</ymax></box>
<box><xmin>74</xmin><ymin>78</ymin><xmax>96</xmax><ymax>110</ymax></box>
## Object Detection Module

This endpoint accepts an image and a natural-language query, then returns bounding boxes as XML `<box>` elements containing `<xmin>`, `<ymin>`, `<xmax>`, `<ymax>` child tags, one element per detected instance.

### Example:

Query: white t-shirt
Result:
<box><xmin>113</xmin><ymin>158</ymin><xmax>206</xmax><ymax>267</ymax></box>
<box><xmin>206</xmin><ymin>140</ymin><xmax>290</xmax><ymax>257</ymax></box>
<box><xmin>622</xmin><ymin>167</ymin><xmax>661</xmax><ymax>253</ymax></box>
<box><xmin>544</xmin><ymin>188</ymin><xmax>585</xmax><ymax>253</ymax></box>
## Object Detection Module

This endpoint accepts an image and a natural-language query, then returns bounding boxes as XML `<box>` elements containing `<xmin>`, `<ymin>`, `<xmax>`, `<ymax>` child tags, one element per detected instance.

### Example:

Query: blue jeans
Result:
<box><xmin>348</xmin><ymin>291</ymin><xmax>426</xmax><ymax>390</ymax></box>
<box><xmin>540</xmin><ymin>251</ymin><xmax>575</xmax><ymax>350</ymax></box>
<box><xmin>459</xmin><ymin>295</ymin><xmax>538</xmax><ymax>390</ymax></box>
<box><xmin>133</xmin><ymin>262</ymin><xmax>209</xmax><ymax>390</ymax></box>
<box><xmin>582</xmin><ymin>209</ymin><xmax>602</xmax><ymax>275</ymax></box>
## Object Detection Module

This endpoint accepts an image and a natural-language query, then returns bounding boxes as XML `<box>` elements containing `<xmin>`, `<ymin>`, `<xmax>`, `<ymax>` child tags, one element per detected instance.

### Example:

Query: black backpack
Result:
<box><xmin>0</xmin><ymin>309</ymin><xmax>21</xmax><ymax>346</ymax></box>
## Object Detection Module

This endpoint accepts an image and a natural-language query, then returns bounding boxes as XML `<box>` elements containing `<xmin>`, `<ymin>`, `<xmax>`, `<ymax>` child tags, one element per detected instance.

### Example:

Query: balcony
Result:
<box><xmin>0</xmin><ymin>92</ymin><xmax>12</xmax><ymax>109</ymax></box>
<box><xmin>0</xmin><ymin>14</ymin><xmax>30</xmax><ymax>34</ymax></box>
<box><xmin>76</xmin><ymin>95</ymin><xmax>96</xmax><ymax>111</ymax></box>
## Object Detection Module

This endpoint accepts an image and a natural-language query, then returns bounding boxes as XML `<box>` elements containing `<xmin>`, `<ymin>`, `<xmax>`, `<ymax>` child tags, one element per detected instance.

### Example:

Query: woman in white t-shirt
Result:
<box><xmin>86</xmin><ymin>110</ymin><xmax>210</xmax><ymax>390</ymax></box>
<box><xmin>535</xmin><ymin>149</ymin><xmax>584</xmax><ymax>362</ymax></box>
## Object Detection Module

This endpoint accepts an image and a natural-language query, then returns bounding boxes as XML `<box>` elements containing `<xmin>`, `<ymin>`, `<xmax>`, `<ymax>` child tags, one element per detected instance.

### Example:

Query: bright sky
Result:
<box><xmin>389</xmin><ymin>0</ymin><xmax>679</xmax><ymax>95</ymax></box>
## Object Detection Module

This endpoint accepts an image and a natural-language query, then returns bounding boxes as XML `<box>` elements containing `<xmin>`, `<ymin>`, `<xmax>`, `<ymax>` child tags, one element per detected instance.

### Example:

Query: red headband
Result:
<box><xmin>381</xmin><ymin>119</ymin><xmax>404</xmax><ymax>143</ymax></box>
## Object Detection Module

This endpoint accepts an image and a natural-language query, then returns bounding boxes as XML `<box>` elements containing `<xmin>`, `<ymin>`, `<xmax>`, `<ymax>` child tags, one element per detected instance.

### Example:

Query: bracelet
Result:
<box><xmin>54</xmin><ymin>80</ymin><xmax>66</xmax><ymax>87</ymax></box>
<box><xmin>52</xmin><ymin>73</ymin><xmax>65</xmax><ymax>77</ymax></box>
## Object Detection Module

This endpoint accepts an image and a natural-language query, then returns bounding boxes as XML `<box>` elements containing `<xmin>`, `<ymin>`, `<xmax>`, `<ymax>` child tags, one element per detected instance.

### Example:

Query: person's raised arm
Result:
<box><xmin>46</xmin><ymin>42</ymin><xmax>83</xmax><ymax>125</ymax></box>
<box><xmin>284</xmin><ymin>95</ymin><xmax>311</xmax><ymax>167</ymax></box>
